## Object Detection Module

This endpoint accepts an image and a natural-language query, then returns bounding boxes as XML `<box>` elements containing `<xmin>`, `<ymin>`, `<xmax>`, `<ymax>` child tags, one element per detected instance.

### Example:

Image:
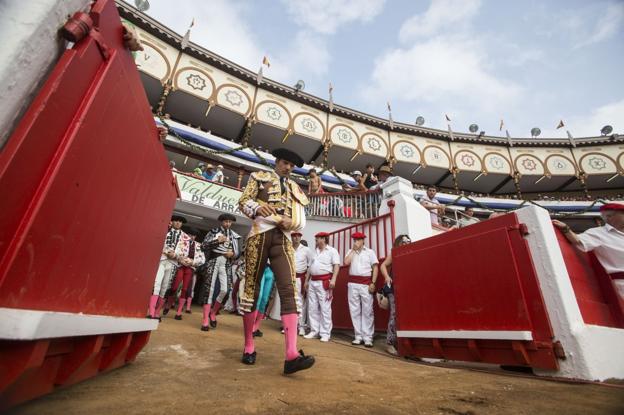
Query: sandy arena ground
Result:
<box><xmin>8</xmin><ymin>307</ymin><xmax>624</xmax><ymax>415</ymax></box>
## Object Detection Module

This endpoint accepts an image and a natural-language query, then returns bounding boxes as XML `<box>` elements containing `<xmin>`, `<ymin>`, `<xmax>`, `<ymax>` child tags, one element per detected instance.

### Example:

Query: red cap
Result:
<box><xmin>351</xmin><ymin>232</ymin><xmax>366</xmax><ymax>239</ymax></box>
<box><xmin>315</xmin><ymin>232</ymin><xmax>330</xmax><ymax>237</ymax></box>
<box><xmin>600</xmin><ymin>203</ymin><xmax>624</xmax><ymax>212</ymax></box>
<box><xmin>291</xmin><ymin>231</ymin><xmax>303</xmax><ymax>237</ymax></box>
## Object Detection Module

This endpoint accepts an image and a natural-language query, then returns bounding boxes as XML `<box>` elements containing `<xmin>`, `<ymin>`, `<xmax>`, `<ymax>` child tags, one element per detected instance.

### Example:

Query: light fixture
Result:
<box><xmin>294</xmin><ymin>80</ymin><xmax>305</xmax><ymax>93</ymax></box>
<box><xmin>134</xmin><ymin>0</ymin><xmax>150</xmax><ymax>12</ymax></box>
<box><xmin>601</xmin><ymin>125</ymin><xmax>613</xmax><ymax>136</ymax></box>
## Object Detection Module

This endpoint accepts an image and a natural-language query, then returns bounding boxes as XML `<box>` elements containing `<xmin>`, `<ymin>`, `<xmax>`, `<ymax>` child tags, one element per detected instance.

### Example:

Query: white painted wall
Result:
<box><xmin>516</xmin><ymin>205</ymin><xmax>624</xmax><ymax>381</ymax></box>
<box><xmin>379</xmin><ymin>176</ymin><xmax>432</xmax><ymax>242</ymax></box>
<box><xmin>0</xmin><ymin>0</ymin><xmax>91</xmax><ymax>149</ymax></box>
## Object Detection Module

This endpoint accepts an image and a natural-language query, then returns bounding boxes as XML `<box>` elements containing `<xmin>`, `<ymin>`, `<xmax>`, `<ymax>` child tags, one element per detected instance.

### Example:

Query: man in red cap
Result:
<box><xmin>304</xmin><ymin>232</ymin><xmax>341</xmax><ymax>342</ymax></box>
<box><xmin>553</xmin><ymin>202</ymin><xmax>624</xmax><ymax>298</ymax></box>
<box><xmin>238</xmin><ymin>148</ymin><xmax>315</xmax><ymax>374</ymax></box>
<box><xmin>344</xmin><ymin>232</ymin><xmax>379</xmax><ymax>347</ymax></box>
<box><xmin>292</xmin><ymin>231</ymin><xmax>313</xmax><ymax>335</ymax></box>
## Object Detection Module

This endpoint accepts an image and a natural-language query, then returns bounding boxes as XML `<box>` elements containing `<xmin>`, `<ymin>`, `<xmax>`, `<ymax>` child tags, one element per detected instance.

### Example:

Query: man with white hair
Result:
<box><xmin>214</xmin><ymin>164</ymin><xmax>225</xmax><ymax>183</ymax></box>
<box><xmin>553</xmin><ymin>203</ymin><xmax>624</xmax><ymax>299</ymax></box>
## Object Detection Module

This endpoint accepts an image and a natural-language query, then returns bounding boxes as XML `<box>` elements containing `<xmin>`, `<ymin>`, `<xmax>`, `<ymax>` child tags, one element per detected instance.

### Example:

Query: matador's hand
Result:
<box><xmin>257</xmin><ymin>204</ymin><xmax>277</xmax><ymax>217</ymax></box>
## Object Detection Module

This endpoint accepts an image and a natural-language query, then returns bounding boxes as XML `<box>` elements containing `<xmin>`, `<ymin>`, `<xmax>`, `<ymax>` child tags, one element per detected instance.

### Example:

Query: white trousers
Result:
<box><xmin>295</xmin><ymin>278</ymin><xmax>308</xmax><ymax>328</ymax></box>
<box><xmin>153</xmin><ymin>259</ymin><xmax>175</xmax><ymax>297</ymax></box>
<box><xmin>207</xmin><ymin>256</ymin><xmax>228</xmax><ymax>304</ymax></box>
<box><xmin>308</xmin><ymin>280</ymin><xmax>332</xmax><ymax>338</ymax></box>
<box><xmin>348</xmin><ymin>282</ymin><xmax>374</xmax><ymax>342</ymax></box>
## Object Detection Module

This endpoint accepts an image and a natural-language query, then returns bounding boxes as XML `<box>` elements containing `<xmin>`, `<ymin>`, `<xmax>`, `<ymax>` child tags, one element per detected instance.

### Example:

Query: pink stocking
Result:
<box><xmin>281</xmin><ymin>313</ymin><xmax>299</xmax><ymax>361</ymax></box>
<box><xmin>202</xmin><ymin>304</ymin><xmax>211</xmax><ymax>327</ymax></box>
<box><xmin>176</xmin><ymin>298</ymin><xmax>186</xmax><ymax>316</ymax></box>
<box><xmin>155</xmin><ymin>297</ymin><xmax>165</xmax><ymax>316</ymax></box>
<box><xmin>148</xmin><ymin>295</ymin><xmax>159</xmax><ymax>317</ymax></box>
<box><xmin>209</xmin><ymin>301</ymin><xmax>222</xmax><ymax>320</ymax></box>
<box><xmin>186</xmin><ymin>297</ymin><xmax>192</xmax><ymax>311</ymax></box>
<box><xmin>243</xmin><ymin>311</ymin><xmax>258</xmax><ymax>354</ymax></box>
<box><xmin>253</xmin><ymin>312</ymin><xmax>265</xmax><ymax>332</ymax></box>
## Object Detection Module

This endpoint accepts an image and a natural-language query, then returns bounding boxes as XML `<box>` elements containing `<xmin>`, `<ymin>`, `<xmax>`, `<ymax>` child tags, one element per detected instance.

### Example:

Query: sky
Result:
<box><xmin>126</xmin><ymin>0</ymin><xmax>624</xmax><ymax>138</ymax></box>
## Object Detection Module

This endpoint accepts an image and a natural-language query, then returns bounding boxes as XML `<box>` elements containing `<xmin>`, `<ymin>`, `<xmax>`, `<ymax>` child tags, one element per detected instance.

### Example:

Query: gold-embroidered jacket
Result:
<box><xmin>238</xmin><ymin>170</ymin><xmax>309</xmax><ymax>238</ymax></box>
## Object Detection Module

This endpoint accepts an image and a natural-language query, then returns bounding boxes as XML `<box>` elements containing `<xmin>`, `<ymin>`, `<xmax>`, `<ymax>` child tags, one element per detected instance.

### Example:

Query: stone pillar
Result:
<box><xmin>379</xmin><ymin>176</ymin><xmax>432</xmax><ymax>242</ymax></box>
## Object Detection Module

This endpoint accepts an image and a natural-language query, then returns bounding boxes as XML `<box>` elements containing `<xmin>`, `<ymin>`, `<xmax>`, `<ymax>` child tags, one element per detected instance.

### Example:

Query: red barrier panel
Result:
<box><xmin>555</xmin><ymin>230</ymin><xmax>624</xmax><ymax>328</ymax></box>
<box><xmin>392</xmin><ymin>213</ymin><xmax>560</xmax><ymax>370</ymax></box>
<box><xmin>0</xmin><ymin>0</ymin><xmax>176</xmax><ymax>408</ymax></box>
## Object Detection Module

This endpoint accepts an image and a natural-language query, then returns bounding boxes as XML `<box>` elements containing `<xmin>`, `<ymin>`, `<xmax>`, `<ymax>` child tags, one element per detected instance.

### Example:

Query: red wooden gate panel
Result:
<box><xmin>392</xmin><ymin>213</ymin><xmax>560</xmax><ymax>370</ymax></box>
<box><xmin>0</xmin><ymin>0</ymin><xmax>176</xmax><ymax>408</ymax></box>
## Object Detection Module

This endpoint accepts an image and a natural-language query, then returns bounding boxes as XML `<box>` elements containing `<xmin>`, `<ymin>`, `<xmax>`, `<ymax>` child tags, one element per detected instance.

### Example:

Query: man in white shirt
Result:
<box><xmin>457</xmin><ymin>207</ymin><xmax>480</xmax><ymax>228</ymax></box>
<box><xmin>292</xmin><ymin>231</ymin><xmax>313</xmax><ymax>335</ymax></box>
<box><xmin>553</xmin><ymin>202</ymin><xmax>624</xmax><ymax>299</ymax></box>
<box><xmin>420</xmin><ymin>185</ymin><xmax>445</xmax><ymax>225</ymax></box>
<box><xmin>304</xmin><ymin>232</ymin><xmax>340</xmax><ymax>342</ymax></box>
<box><xmin>344</xmin><ymin>232</ymin><xmax>378</xmax><ymax>347</ymax></box>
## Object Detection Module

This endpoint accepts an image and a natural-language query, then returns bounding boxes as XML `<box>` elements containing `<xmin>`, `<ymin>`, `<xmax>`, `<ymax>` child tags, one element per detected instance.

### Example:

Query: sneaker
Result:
<box><xmin>253</xmin><ymin>329</ymin><xmax>263</xmax><ymax>337</ymax></box>
<box><xmin>241</xmin><ymin>351</ymin><xmax>256</xmax><ymax>365</ymax></box>
<box><xmin>283</xmin><ymin>350</ymin><xmax>315</xmax><ymax>374</ymax></box>
<box><xmin>320</xmin><ymin>336</ymin><xmax>330</xmax><ymax>342</ymax></box>
<box><xmin>386</xmin><ymin>345</ymin><xmax>398</xmax><ymax>356</ymax></box>
<box><xmin>352</xmin><ymin>338</ymin><xmax>363</xmax><ymax>345</ymax></box>
<box><xmin>174</xmin><ymin>315</ymin><xmax>182</xmax><ymax>320</ymax></box>
<box><xmin>364</xmin><ymin>341</ymin><xmax>374</xmax><ymax>348</ymax></box>
<box><xmin>303</xmin><ymin>332</ymin><xmax>319</xmax><ymax>339</ymax></box>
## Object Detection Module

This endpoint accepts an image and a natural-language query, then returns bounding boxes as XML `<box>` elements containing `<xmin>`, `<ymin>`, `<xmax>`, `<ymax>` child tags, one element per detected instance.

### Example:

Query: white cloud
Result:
<box><xmin>279</xmin><ymin>0</ymin><xmax>386</xmax><ymax>35</ymax></box>
<box><xmin>362</xmin><ymin>36</ymin><xmax>523</xmax><ymax>115</ymax></box>
<box><xmin>399</xmin><ymin>0</ymin><xmax>481</xmax><ymax>42</ymax></box>
<box><xmin>563</xmin><ymin>99</ymin><xmax>624</xmax><ymax>137</ymax></box>
<box><xmin>574</xmin><ymin>3</ymin><xmax>624</xmax><ymax>48</ymax></box>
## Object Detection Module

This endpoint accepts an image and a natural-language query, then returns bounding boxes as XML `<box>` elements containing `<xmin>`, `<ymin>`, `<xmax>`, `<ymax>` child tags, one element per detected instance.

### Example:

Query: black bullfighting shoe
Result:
<box><xmin>200</xmin><ymin>325</ymin><xmax>210</xmax><ymax>331</ymax></box>
<box><xmin>174</xmin><ymin>315</ymin><xmax>182</xmax><ymax>320</ymax></box>
<box><xmin>253</xmin><ymin>329</ymin><xmax>263</xmax><ymax>337</ymax></box>
<box><xmin>209</xmin><ymin>318</ymin><xmax>217</xmax><ymax>328</ymax></box>
<box><xmin>283</xmin><ymin>350</ymin><xmax>315</xmax><ymax>375</ymax></box>
<box><xmin>242</xmin><ymin>351</ymin><xmax>257</xmax><ymax>365</ymax></box>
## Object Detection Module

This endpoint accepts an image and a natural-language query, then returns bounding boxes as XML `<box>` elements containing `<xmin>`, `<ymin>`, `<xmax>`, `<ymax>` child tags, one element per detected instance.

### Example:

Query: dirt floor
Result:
<box><xmin>8</xmin><ymin>307</ymin><xmax>624</xmax><ymax>415</ymax></box>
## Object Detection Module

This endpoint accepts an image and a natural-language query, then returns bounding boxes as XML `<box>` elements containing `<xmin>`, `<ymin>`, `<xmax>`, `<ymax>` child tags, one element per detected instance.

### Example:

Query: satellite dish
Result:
<box><xmin>134</xmin><ymin>0</ymin><xmax>150</xmax><ymax>12</ymax></box>
<box><xmin>531</xmin><ymin>127</ymin><xmax>541</xmax><ymax>138</ymax></box>
<box><xmin>469</xmin><ymin>124</ymin><xmax>479</xmax><ymax>133</ymax></box>
<box><xmin>294</xmin><ymin>80</ymin><xmax>305</xmax><ymax>92</ymax></box>
<box><xmin>415</xmin><ymin>116</ymin><xmax>425</xmax><ymax>126</ymax></box>
<box><xmin>601</xmin><ymin>125</ymin><xmax>613</xmax><ymax>136</ymax></box>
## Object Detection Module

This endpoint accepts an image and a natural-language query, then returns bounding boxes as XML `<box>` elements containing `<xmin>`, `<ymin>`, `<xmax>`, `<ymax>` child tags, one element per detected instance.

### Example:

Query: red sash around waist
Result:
<box><xmin>311</xmin><ymin>274</ymin><xmax>332</xmax><ymax>281</ymax></box>
<box><xmin>296</xmin><ymin>272</ymin><xmax>306</xmax><ymax>279</ymax></box>
<box><xmin>348</xmin><ymin>275</ymin><xmax>372</xmax><ymax>285</ymax></box>
<box><xmin>610</xmin><ymin>272</ymin><xmax>624</xmax><ymax>280</ymax></box>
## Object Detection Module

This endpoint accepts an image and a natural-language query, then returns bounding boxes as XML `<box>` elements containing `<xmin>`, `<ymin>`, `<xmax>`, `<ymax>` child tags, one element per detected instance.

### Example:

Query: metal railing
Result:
<box><xmin>306</xmin><ymin>190</ymin><xmax>383</xmax><ymax>220</ymax></box>
<box><xmin>326</xmin><ymin>201</ymin><xmax>396</xmax><ymax>259</ymax></box>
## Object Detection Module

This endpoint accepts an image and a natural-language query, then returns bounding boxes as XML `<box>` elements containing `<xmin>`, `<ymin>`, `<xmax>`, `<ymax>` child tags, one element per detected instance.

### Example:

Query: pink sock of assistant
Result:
<box><xmin>202</xmin><ymin>304</ymin><xmax>212</xmax><ymax>326</ymax></box>
<box><xmin>155</xmin><ymin>297</ymin><xmax>165</xmax><ymax>316</ymax></box>
<box><xmin>281</xmin><ymin>313</ymin><xmax>299</xmax><ymax>361</ymax></box>
<box><xmin>186</xmin><ymin>297</ymin><xmax>192</xmax><ymax>311</ymax></box>
<box><xmin>253</xmin><ymin>312</ymin><xmax>265</xmax><ymax>332</ymax></box>
<box><xmin>176</xmin><ymin>298</ymin><xmax>186</xmax><ymax>316</ymax></box>
<box><xmin>148</xmin><ymin>295</ymin><xmax>159</xmax><ymax>317</ymax></box>
<box><xmin>209</xmin><ymin>301</ymin><xmax>222</xmax><ymax>320</ymax></box>
<box><xmin>243</xmin><ymin>310</ymin><xmax>257</xmax><ymax>354</ymax></box>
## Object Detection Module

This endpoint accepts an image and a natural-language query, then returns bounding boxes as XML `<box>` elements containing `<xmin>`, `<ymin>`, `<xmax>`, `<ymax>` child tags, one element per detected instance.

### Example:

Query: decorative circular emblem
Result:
<box><xmin>400</xmin><ymin>144</ymin><xmax>415</xmax><ymax>158</ymax></box>
<box><xmin>552</xmin><ymin>158</ymin><xmax>566</xmax><ymax>171</ymax></box>
<box><xmin>460</xmin><ymin>153</ymin><xmax>475</xmax><ymax>167</ymax></box>
<box><xmin>521</xmin><ymin>158</ymin><xmax>537</xmax><ymax>171</ymax></box>
<box><xmin>336</xmin><ymin>128</ymin><xmax>353</xmax><ymax>144</ymax></box>
<box><xmin>488</xmin><ymin>156</ymin><xmax>504</xmax><ymax>170</ymax></box>
<box><xmin>430</xmin><ymin>148</ymin><xmax>443</xmax><ymax>160</ymax></box>
<box><xmin>367</xmin><ymin>136</ymin><xmax>382</xmax><ymax>151</ymax></box>
<box><xmin>588</xmin><ymin>157</ymin><xmax>606</xmax><ymax>170</ymax></box>
<box><xmin>300</xmin><ymin>117</ymin><xmax>317</xmax><ymax>133</ymax></box>
<box><xmin>224</xmin><ymin>90</ymin><xmax>243</xmax><ymax>107</ymax></box>
<box><xmin>186</xmin><ymin>74</ymin><xmax>206</xmax><ymax>91</ymax></box>
<box><xmin>266</xmin><ymin>106</ymin><xmax>282</xmax><ymax>121</ymax></box>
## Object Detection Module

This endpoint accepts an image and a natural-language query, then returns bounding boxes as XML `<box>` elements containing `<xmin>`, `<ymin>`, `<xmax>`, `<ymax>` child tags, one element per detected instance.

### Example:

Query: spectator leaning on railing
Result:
<box><xmin>419</xmin><ymin>185</ymin><xmax>445</xmax><ymax>225</ymax></box>
<box><xmin>307</xmin><ymin>168</ymin><xmax>323</xmax><ymax>194</ymax></box>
